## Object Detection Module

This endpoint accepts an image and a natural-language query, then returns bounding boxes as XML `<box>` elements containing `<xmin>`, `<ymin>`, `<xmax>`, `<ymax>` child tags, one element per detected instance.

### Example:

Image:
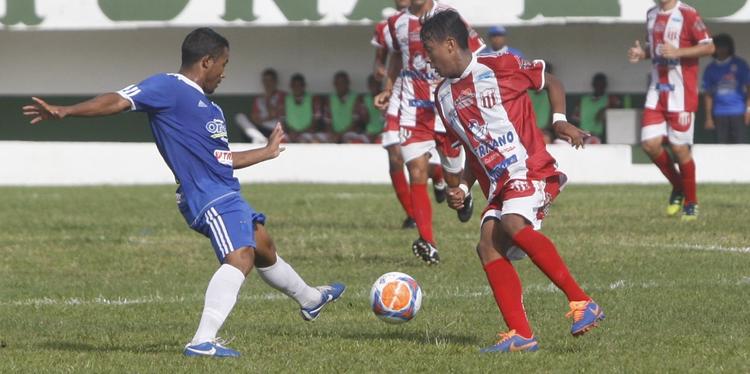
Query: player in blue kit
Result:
<box><xmin>22</xmin><ymin>28</ymin><xmax>345</xmax><ymax>358</ymax></box>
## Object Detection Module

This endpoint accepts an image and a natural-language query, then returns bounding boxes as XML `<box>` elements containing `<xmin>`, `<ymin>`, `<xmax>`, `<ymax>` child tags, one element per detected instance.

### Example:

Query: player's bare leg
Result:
<box><xmin>386</xmin><ymin>144</ymin><xmax>416</xmax><ymax>228</ymax></box>
<box><xmin>252</xmin><ymin>224</ymin><xmax>346</xmax><ymax>321</ymax></box>
<box><xmin>669</xmin><ymin>144</ymin><xmax>698</xmax><ymax>220</ymax></box>
<box><xmin>406</xmin><ymin>153</ymin><xmax>439</xmax><ymax>264</ymax></box>
<box><xmin>500</xmin><ymin>213</ymin><xmax>604</xmax><ymax>337</ymax></box>
<box><xmin>642</xmin><ymin>137</ymin><xmax>684</xmax><ymax>216</ymax></box>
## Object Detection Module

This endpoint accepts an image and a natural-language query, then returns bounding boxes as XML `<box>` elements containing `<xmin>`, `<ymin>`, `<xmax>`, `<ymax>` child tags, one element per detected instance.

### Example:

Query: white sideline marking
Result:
<box><xmin>643</xmin><ymin>243</ymin><xmax>750</xmax><ymax>254</ymax></box>
<box><xmin>3</xmin><ymin>278</ymin><xmax>746</xmax><ymax>308</ymax></box>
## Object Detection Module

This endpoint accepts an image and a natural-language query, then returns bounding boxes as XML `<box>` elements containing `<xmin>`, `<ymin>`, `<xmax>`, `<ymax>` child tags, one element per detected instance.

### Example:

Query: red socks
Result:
<box><xmin>484</xmin><ymin>258</ymin><xmax>533</xmax><ymax>338</ymax></box>
<box><xmin>512</xmin><ymin>227</ymin><xmax>589</xmax><ymax>302</ymax></box>
<box><xmin>430</xmin><ymin>164</ymin><xmax>445</xmax><ymax>186</ymax></box>
<box><xmin>410</xmin><ymin>183</ymin><xmax>434</xmax><ymax>244</ymax></box>
<box><xmin>653</xmin><ymin>150</ymin><xmax>683</xmax><ymax>193</ymax></box>
<box><xmin>679</xmin><ymin>160</ymin><xmax>697</xmax><ymax>205</ymax></box>
<box><xmin>389</xmin><ymin>170</ymin><xmax>414</xmax><ymax>218</ymax></box>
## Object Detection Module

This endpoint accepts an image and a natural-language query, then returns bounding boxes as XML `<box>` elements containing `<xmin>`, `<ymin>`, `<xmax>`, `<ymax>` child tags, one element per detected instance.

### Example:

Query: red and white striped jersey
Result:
<box><xmin>645</xmin><ymin>1</ymin><xmax>712</xmax><ymax>112</ymax></box>
<box><xmin>434</xmin><ymin>54</ymin><xmax>560</xmax><ymax>201</ymax></box>
<box><xmin>387</xmin><ymin>2</ymin><xmax>484</xmax><ymax>132</ymax></box>
<box><xmin>371</xmin><ymin>20</ymin><xmax>394</xmax><ymax>51</ymax></box>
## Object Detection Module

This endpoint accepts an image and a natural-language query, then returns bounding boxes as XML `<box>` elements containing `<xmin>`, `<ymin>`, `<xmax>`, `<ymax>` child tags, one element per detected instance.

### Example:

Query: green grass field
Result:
<box><xmin>1</xmin><ymin>184</ymin><xmax>749</xmax><ymax>373</ymax></box>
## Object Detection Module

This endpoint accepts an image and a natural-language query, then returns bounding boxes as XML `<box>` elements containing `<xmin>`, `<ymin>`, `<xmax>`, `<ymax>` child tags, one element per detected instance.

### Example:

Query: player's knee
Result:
<box><xmin>670</xmin><ymin>145</ymin><xmax>692</xmax><ymax>163</ymax></box>
<box><xmin>406</xmin><ymin>160</ymin><xmax>429</xmax><ymax>182</ymax></box>
<box><xmin>224</xmin><ymin>247</ymin><xmax>255</xmax><ymax>276</ymax></box>
<box><xmin>500</xmin><ymin>214</ymin><xmax>528</xmax><ymax>237</ymax></box>
<box><xmin>640</xmin><ymin>139</ymin><xmax>661</xmax><ymax>157</ymax></box>
<box><xmin>475</xmin><ymin>240</ymin><xmax>494</xmax><ymax>262</ymax></box>
<box><xmin>387</xmin><ymin>152</ymin><xmax>404</xmax><ymax>171</ymax></box>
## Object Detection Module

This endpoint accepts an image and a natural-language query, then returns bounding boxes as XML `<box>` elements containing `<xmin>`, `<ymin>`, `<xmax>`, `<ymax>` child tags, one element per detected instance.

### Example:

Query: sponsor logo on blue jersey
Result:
<box><xmin>205</xmin><ymin>119</ymin><xmax>228</xmax><ymax>141</ymax></box>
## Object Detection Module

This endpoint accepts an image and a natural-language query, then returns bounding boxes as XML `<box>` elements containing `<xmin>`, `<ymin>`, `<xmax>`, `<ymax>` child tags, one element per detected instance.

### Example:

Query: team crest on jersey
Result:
<box><xmin>205</xmin><ymin>119</ymin><xmax>228</xmax><ymax>142</ymax></box>
<box><xmin>480</xmin><ymin>88</ymin><xmax>498</xmax><ymax>108</ymax></box>
<box><xmin>409</xmin><ymin>31</ymin><xmax>421</xmax><ymax>43</ymax></box>
<box><xmin>455</xmin><ymin>88</ymin><xmax>475</xmax><ymax>109</ymax></box>
<box><xmin>213</xmin><ymin>150</ymin><xmax>233</xmax><ymax>166</ymax></box>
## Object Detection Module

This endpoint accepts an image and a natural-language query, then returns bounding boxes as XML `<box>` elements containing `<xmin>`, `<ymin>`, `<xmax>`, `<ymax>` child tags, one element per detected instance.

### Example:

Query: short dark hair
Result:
<box><xmin>334</xmin><ymin>71</ymin><xmax>350</xmax><ymax>81</ymax></box>
<box><xmin>181</xmin><ymin>28</ymin><xmax>229</xmax><ymax>67</ymax></box>
<box><xmin>592</xmin><ymin>73</ymin><xmax>607</xmax><ymax>84</ymax></box>
<box><xmin>290</xmin><ymin>73</ymin><xmax>306</xmax><ymax>85</ymax></box>
<box><xmin>420</xmin><ymin>9</ymin><xmax>469</xmax><ymax>50</ymax></box>
<box><xmin>713</xmin><ymin>33</ymin><xmax>735</xmax><ymax>57</ymax></box>
<box><xmin>262</xmin><ymin>68</ymin><xmax>279</xmax><ymax>81</ymax></box>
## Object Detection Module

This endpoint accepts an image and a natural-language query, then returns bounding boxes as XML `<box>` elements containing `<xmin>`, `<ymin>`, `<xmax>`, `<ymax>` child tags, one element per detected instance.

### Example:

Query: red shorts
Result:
<box><xmin>641</xmin><ymin>108</ymin><xmax>695</xmax><ymax>145</ymax></box>
<box><xmin>481</xmin><ymin>175</ymin><xmax>565</xmax><ymax>230</ymax></box>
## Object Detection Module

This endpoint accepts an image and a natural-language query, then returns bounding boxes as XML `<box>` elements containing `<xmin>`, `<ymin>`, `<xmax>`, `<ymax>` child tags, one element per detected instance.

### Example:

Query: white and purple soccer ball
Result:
<box><xmin>370</xmin><ymin>272</ymin><xmax>422</xmax><ymax>324</ymax></box>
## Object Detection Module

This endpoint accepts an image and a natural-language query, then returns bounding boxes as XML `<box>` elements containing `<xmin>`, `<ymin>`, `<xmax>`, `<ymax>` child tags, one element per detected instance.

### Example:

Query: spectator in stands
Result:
<box><xmin>703</xmin><ymin>33</ymin><xmax>750</xmax><ymax>144</ymax></box>
<box><xmin>323</xmin><ymin>71</ymin><xmax>368</xmax><ymax>143</ymax></box>
<box><xmin>480</xmin><ymin>25</ymin><xmax>523</xmax><ymax>58</ymax></box>
<box><xmin>235</xmin><ymin>68</ymin><xmax>285</xmax><ymax>143</ymax></box>
<box><xmin>360</xmin><ymin>75</ymin><xmax>385</xmax><ymax>143</ymax></box>
<box><xmin>283</xmin><ymin>73</ymin><xmax>326</xmax><ymax>143</ymax></box>
<box><xmin>572</xmin><ymin>73</ymin><xmax>622</xmax><ymax>143</ymax></box>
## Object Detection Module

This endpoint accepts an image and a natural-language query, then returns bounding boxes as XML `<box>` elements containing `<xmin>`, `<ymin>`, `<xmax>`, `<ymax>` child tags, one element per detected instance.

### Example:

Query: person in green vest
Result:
<box><xmin>282</xmin><ymin>73</ymin><xmax>325</xmax><ymax>143</ymax></box>
<box><xmin>324</xmin><ymin>71</ymin><xmax>368</xmax><ymax>143</ymax></box>
<box><xmin>361</xmin><ymin>74</ymin><xmax>385</xmax><ymax>143</ymax></box>
<box><xmin>572</xmin><ymin>73</ymin><xmax>622</xmax><ymax>143</ymax></box>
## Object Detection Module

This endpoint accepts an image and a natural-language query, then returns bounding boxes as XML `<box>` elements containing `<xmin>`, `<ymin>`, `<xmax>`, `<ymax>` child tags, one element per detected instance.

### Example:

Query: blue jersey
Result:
<box><xmin>118</xmin><ymin>73</ymin><xmax>240</xmax><ymax>226</ymax></box>
<box><xmin>702</xmin><ymin>56</ymin><xmax>750</xmax><ymax>116</ymax></box>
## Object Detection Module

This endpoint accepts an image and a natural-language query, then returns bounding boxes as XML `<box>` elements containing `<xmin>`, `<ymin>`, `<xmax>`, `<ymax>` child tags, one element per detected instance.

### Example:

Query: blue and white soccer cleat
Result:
<box><xmin>480</xmin><ymin>330</ymin><xmax>539</xmax><ymax>353</ymax></box>
<box><xmin>300</xmin><ymin>283</ymin><xmax>346</xmax><ymax>321</ymax></box>
<box><xmin>183</xmin><ymin>338</ymin><xmax>240</xmax><ymax>358</ymax></box>
<box><xmin>567</xmin><ymin>300</ymin><xmax>605</xmax><ymax>336</ymax></box>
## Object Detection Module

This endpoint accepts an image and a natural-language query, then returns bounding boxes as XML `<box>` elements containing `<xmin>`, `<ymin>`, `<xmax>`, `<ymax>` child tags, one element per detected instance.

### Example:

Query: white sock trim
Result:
<box><xmin>256</xmin><ymin>255</ymin><xmax>322</xmax><ymax>309</ymax></box>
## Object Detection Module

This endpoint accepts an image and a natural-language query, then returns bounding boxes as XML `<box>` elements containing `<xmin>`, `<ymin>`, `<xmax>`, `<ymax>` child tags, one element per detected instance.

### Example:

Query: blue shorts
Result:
<box><xmin>187</xmin><ymin>194</ymin><xmax>266</xmax><ymax>263</ymax></box>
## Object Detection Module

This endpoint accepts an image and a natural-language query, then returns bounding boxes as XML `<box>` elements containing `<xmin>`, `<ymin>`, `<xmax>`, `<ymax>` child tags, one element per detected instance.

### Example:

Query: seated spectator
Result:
<box><xmin>282</xmin><ymin>73</ymin><xmax>327</xmax><ymax>143</ymax></box>
<box><xmin>323</xmin><ymin>71</ymin><xmax>368</xmax><ymax>143</ymax></box>
<box><xmin>703</xmin><ymin>33</ymin><xmax>749</xmax><ymax>144</ymax></box>
<box><xmin>479</xmin><ymin>25</ymin><xmax>524</xmax><ymax>58</ymax></box>
<box><xmin>235</xmin><ymin>68</ymin><xmax>285</xmax><ymax>143</ymax></box>
<box><xmin>360</xmin><ymin>74</ymin><xmax>385</xmax><ymax>143</ymax></box>
<box><xmin>572</xmin><ymin>73</ymin><xmax>622</xmax><ymax>144</ymax></box>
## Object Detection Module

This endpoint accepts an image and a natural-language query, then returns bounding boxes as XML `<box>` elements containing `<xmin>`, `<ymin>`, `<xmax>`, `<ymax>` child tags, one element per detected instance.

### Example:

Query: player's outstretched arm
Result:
<box><xmin>22</xmin><ymin>94</ymin><xmax>131</xmax><ymax>124</ymax></box>
<box><xmin>232</xmin><ymin>123</ymin><xmax>286</xmax><ymax>169</ymax></box>
<box><xmin>544</xmin><ymin>73</ymin><xmax>589</xmax><ymax>148</ymax></box>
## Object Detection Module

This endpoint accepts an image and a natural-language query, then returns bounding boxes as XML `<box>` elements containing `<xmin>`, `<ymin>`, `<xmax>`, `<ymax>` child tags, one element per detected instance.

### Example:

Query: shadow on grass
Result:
<box><xmin>39</xmin><ymin>340</ymin><xmax>176</xmax><ymax>354</ymax></box>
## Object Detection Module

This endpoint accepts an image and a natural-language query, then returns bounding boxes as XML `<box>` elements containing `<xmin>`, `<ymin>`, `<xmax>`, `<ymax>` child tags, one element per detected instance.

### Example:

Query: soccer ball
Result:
<box><xmin>370</xmin><ymin>272</ymin><xmax>422</xmax><ymax>324</ymax></box>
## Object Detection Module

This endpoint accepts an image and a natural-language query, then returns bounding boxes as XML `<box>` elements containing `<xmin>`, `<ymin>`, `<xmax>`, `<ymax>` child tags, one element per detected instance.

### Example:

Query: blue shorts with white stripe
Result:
<box><xmin>189</xmin><ymin>194</ymin><xmax>266</xmax><ymax>263</ymax></box>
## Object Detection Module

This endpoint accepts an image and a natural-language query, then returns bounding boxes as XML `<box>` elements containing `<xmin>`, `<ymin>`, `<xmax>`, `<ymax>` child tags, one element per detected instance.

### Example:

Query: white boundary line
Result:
<box><xmin>639</xmin><ymin>243</ymin><xmax>750</xmax><ymax>254</ymax></box>
<box><xmin>3</xmin><ymin>277</ymin><xmax>747</xmax><ymax>308</ymax></box>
